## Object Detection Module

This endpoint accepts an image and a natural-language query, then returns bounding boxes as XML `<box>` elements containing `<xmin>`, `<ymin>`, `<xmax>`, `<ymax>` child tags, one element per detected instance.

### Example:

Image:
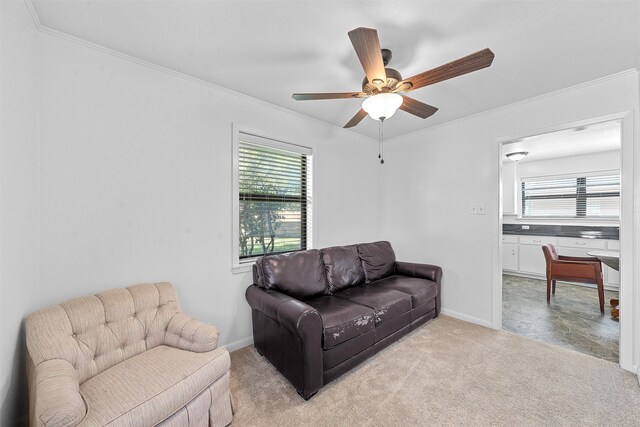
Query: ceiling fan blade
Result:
<box><xmin>399</xmin><ymin>96</ymin><xmax>438</xmax><ymax>119</ymax></box>
<box><xmin>292</xmin><ymin>92</ymin><xmax>366</xmax><ymax>101</ymax></box>
<box><xmin>348</xmin><ymin>27</ymin><xmax>387</xmax><ymax>85</ymax></box>
<box><xmin>403</xmin><ymin>48</ymin><xmax>495</xmax><ymax>91</ymax></box>
<box><xmin>343</xmin><ymin>109</ymin><xmax>368</xmax><ymax>128</ymax></box>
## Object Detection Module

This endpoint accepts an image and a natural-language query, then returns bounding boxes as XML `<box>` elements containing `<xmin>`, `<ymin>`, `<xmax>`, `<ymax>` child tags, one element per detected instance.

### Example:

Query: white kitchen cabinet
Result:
<box><xmin>518</xmin><ymin>240</ymin><xmax>548</xmax><ymax>275</ymax></box>
<box><xmin>607</xmin><ymin>267</ymin><xmax>620</xmax><ymax>286</ymax></box>
<box><xmin>604</xmin><ymin>239</ymin><xmax>620</xmax><ymax>286</ymax></box>
<box><xmin>502</xmin><ymin>162</ymin><xmax>517</xmax><ymax>215</ymax></box>
<box><xmin>503</xmin><ymin>243</ymin><xmax>519</xmax><ymax>271</ymax></box>
<box><xmin>503</xmin><ymin>234</ymin><xmax>620</xmax><ymax>290</ymax></box>
<box><xmin>556</xmin><ymin>237</ymin><xmax>606</xmax><ymax>250</ymax></box>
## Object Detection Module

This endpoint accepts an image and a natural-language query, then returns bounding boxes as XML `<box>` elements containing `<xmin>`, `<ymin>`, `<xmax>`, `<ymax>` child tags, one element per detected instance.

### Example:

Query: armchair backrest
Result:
<box><xmin>26</xmin><ymin>282</ymin><xmax>181</xmax><ymax>383</ymax></box>
<box><xmin>542</xmin><ymin>243</ymin><xmax>559</xmax><ymax>267</ymax></box>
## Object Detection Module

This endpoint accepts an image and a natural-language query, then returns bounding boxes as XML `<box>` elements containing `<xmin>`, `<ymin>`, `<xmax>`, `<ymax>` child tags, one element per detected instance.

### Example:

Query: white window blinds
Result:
<box><xmin>521</xmin><ymin>172</ymin><xmax>620</xmax><ymax>219</ymax></box>
<box><xmin>238</xmin><ymin>133</ymin><xmax>312</xmax><ymax>259</ymax></box>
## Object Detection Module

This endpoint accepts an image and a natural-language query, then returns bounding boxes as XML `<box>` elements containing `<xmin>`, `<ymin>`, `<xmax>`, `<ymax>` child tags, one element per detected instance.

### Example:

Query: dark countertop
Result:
<box><xmin>503</xmin><ymin>224</ymin><xmax>619</xmax><ymax>240</ymax></box>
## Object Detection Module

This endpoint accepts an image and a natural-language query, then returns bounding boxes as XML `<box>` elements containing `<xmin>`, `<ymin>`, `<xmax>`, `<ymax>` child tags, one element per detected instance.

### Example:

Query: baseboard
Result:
<box><xmin>223</xmin><ymin>336</ymin><xmax>253</xmax><ymax>352</ymax></box>
<box><xmin>440</xmin><ymin>309</ymin><xmax>493</xmax><ymax>329</ymax></box>
<box><xmin>503</xmin><ymin>271</ymin><xmax>619</xmax><ymax>292</ymax></box>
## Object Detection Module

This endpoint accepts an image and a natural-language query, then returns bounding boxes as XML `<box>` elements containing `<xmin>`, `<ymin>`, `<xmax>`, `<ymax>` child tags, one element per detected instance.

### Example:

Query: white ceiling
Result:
<box><xmin>502</xmin><ymin>120</ymin><xmax>621</xmax><ymax>162</ymax></box>
<box><xmin>31</xmin><ymin>0</ymin><xmax>640</xmax><ymax>139</ymax></box>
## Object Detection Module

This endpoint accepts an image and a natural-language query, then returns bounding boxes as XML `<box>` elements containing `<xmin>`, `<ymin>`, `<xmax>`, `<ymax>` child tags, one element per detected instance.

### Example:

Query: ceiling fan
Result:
<box><xmin>292</xmin><ymin>27</ymin><xmax>495</xmax><ymax>128</ymax></box>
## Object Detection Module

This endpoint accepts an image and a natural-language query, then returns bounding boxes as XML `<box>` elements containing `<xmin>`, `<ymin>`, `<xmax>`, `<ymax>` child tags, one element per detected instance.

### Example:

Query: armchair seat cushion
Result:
<box><xmin>79</xmin><ymin>345</ymin><xmax>230</xmax><ymax>426</ymax></box>
<box><xmin>334</xmin><ymin>286</ymin><xmax>411</xmax><ymax>326</ymax></box>
<box><xmin>371</xmin><ymin>276</ymin><xmax>438</xmax><ymax>308</ymax></box>
<box><xmin>306</xmin><ymin>296</ymin><xmax>375</xmax><ymax>349</ymax></box>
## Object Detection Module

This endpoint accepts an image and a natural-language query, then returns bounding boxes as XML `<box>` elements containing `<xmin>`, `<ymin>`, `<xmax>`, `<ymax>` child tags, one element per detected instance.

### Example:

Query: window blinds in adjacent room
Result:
<box><xmin>521</xmin><ymin>172</ymin><xmax>620</xmax><ymax>219</ymax></box>
<box><xmin>237</xmin><ymin>132</ymin><xmax>312</xmax><ymax>259</ymax></box>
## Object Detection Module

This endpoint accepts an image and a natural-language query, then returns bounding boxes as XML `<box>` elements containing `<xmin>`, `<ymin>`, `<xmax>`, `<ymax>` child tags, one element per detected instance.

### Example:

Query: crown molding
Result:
<box><xmin>24</xmin><ymin>0</ymin><xmax>42</xmax><ymax>29</ymax></box>
<box><xmin>22</xmin><ymin>0</ymin><xmax>377</xmax><ymax>144</ymax></box>
<box><xmin>385</xmin><ymin>68</ymin><xmax>639</xmax><ymax>144</ymax></box>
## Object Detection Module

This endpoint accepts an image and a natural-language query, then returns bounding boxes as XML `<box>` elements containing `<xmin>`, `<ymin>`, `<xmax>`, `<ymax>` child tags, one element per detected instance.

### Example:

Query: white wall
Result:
<box><xmin>380</xmin><ymin>71</ymin><xmax>639</xmax><ymax>330</ymax></box>
<box><xmin>36</xmin><ymin>33</ymin><xmax>381</xmax><ymax>350</ymax></box>
<box><xmin>517</xmin><ymin>150</ymin><xmax>620</xmax><ymax>180</ymax></box>
<box><xmin>0</xmin><ymin>1</ymin><xmax>40</xmax><ymax>424</ymax></box>
<box><xmin>0</xmin><ymin>10</ymin><xmax>382</xmax><ymax>423</ymax></box>
<box><xmin>504</xmin><ymin>150</ymin><xmax>621</xmax><ymax>225</ymax></box>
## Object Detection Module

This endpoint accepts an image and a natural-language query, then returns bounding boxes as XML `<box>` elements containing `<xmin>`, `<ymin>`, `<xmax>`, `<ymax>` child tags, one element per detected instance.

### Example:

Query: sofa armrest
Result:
<box><xmin>245</xmin><ymin>285</ymin><xmax>321</xmax><ymax>337</ymax></box>
<box><xmin>165</xmin><ymin>312</ymin><xmax>220</xmax><ymax>352</ymax></box>
<box><xmin>395</xmin><ymin>261</ymin><xmax>443</xmax><ymax>284</ymax></box>
<box><xmin>395</xmin><ymin>261</ymin><xmax>443</xmax><ymax>317</ymax></box>
<box><xmin>245</xmin><ymin>285</ymin><xmax>323</xmax><ymax>399</ymax></box>
<box><xmin>30</xmin><ymin>359</ymin><xmax>85</xmax><ymax>427</ymax></box>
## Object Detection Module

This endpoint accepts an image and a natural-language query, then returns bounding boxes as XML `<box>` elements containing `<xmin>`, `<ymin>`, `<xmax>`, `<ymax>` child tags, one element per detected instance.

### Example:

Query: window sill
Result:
<box><xmin>232</xmin><ymin>262</ymin><xmax>254</xmax><ymax>275</ymax></box>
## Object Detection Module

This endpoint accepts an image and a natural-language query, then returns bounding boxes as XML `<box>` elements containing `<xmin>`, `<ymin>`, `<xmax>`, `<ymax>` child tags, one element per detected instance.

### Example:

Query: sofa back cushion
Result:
<box><xmin>357</xmin><ymin>241</ymin><xmax>396</xmax><ymax>282</ymax></box>
<box><xmin>258</xmin><ymin>249</ymin><xmax>327</xmax><ymax>299</ymax></box>
<box><xmin>25</xmin><ymin>282</ymin><xmax>181</xmax><ymax>384</ymax></box>
<box><xmin>321</xmin><ymin>245</ymin><xmax>365</xmax><ymax>293</ymax></box>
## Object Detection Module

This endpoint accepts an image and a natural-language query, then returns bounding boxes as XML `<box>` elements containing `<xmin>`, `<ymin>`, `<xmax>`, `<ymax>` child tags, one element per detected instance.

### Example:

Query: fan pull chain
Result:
<box><xmin>379</xmin><ymin>118</ymin><xmax>385</xmax><ymax>164</ymax></box>
<box><xmin>378</xmin><ymin>119</ymin><xmax>382</xmax><ymax>160</ymax></box>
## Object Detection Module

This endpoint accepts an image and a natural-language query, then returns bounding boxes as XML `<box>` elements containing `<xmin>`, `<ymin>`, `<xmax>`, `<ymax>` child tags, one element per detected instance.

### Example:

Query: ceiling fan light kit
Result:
<box><xmin>362</xmin><ymin>93</ymin><xmax>403</xmax><ymax>121</ymax></box>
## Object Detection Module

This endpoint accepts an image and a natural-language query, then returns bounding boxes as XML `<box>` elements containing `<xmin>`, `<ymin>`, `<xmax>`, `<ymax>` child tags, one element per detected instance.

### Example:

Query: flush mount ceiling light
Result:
<box><xmin>362</xmin><ymin>93</ymin><xmax>403</xmax><ymax>121</ymax></box>
<box><xmin>506</xmin><ymin>151</ymin><xmax>528</xmax><ymax>162</ymax></box>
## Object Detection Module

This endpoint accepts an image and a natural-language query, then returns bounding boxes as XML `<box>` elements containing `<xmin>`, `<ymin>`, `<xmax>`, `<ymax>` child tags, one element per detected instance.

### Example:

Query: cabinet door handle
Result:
<box><xmin>575</xmin><ymin>242</ymin><xmax>586</xmax><ymax>246</ymax></box>
<box><xmin>512</xmin><ymin>249</ymin><xmax>516</xmax><ymax>256</ymax></box>
<box><xmin>532</xmin><ymin>239</ymin><xmax>541</xmax><ymax>243</ymax></box>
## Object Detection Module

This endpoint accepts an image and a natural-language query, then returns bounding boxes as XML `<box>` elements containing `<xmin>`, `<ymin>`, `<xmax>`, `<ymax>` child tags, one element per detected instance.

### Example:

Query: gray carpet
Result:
<box><xmin>229</xmin><ymin>316</ymin><xmax>640</xmax><ymax>426</ymax></box>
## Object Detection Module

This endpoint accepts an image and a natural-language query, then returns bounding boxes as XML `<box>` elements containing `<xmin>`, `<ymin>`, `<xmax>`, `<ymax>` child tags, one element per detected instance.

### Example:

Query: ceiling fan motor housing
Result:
<box><xmin>362</xmin><ymin>67</ymin><xmax>404</xmax><ymax>95</ymax></box>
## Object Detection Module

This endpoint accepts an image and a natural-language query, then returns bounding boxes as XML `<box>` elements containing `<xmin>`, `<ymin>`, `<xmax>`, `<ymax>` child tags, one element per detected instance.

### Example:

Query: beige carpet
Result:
<box><xmin>229</xmin><ymin>316</ymin><xmax>640</xmax><ymax>426</ymax></box>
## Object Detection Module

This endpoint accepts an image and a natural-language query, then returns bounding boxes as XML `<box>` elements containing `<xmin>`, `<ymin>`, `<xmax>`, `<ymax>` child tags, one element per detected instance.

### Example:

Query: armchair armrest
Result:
<box><xmin>165</xmin><ymin>312</ymin><xmax>220</xmax><ymax>352</ymax></box>
<box><xmin>30</xmin><ymin>358</ymin><xmax>85</xmax><ymax>427</ymax></box>
<box><xmin>558</xmin><ymin>255</ymin><xmax>600</xmax><ymax>263</ymax></box>
<box><xmin>395</xmin><ymin>261</ymin><xmax>443</xmax><ymax>284</ymax></box>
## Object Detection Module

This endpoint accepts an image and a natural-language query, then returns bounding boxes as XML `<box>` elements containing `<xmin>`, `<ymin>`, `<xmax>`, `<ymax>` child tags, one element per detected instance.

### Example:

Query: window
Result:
<box><xmin>521</xmin><ymin>172</ymin><xmax>620</xmax><ymax>219</ymax></box>
<box><xmin>233</xmin><ymin>128</ymin><xmax>312</xmax><ymax>265</ymax></box>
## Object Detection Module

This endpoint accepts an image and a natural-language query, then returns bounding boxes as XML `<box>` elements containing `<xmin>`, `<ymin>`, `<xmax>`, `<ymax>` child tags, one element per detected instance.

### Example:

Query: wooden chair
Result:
<box><xmin>541</xmin><ymin>243</ymin><xmax>605</xmax><ymax>314</ymax></box>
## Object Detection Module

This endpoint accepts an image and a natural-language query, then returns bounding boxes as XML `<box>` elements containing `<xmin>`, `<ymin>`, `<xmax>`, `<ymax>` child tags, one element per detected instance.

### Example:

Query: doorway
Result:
<box><xmin>494</xmin><ymin>115</ymin><xmax>633</xmax><ymax>366</ymax></box>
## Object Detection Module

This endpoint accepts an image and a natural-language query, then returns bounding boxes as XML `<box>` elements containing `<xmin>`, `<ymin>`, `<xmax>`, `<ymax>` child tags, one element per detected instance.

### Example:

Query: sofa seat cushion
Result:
<box><xmin>334</xmin><ymin>286</ymin><xmax>411</xmax><ymax>326</ymax></box>
<box><xmin>306</xmin><ymin>296</ymin><xmax>375</xmax><ymax>349</ymax></box>
<box><xmin>79</xmin><ymin>345</ymin><xmax>230</xmax><ymax>426</ymax></box>
<box><xmin>371</xmin><ymin>276</ymin><xmax>438</xmax><ymax>308</ymax></box>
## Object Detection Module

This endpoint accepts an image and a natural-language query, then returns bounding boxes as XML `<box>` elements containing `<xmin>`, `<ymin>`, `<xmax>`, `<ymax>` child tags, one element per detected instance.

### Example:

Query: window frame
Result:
<box><xmin>232</xmin><ymin>124</ymin><xmax>313</xmax><ymax>273</ymax></box>
<box><xmin>519</xmin><ymin>170</ymin><xmax>620</xmax><ymax>220</ymax></box>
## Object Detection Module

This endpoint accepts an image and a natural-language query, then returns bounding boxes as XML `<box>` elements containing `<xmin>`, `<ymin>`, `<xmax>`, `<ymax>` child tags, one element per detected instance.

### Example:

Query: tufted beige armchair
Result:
<box><xmin>25</xmin><ymin>282</ymin><xmax>234</xmax><ymax>427</ymax></box>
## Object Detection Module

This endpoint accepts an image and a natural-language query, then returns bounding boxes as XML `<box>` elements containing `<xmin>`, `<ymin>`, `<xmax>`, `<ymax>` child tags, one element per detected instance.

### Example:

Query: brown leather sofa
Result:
<box><xmin>245</xmin><ymin>241</ymin><xmax>442</xmax><ymax>399</ymax></box>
